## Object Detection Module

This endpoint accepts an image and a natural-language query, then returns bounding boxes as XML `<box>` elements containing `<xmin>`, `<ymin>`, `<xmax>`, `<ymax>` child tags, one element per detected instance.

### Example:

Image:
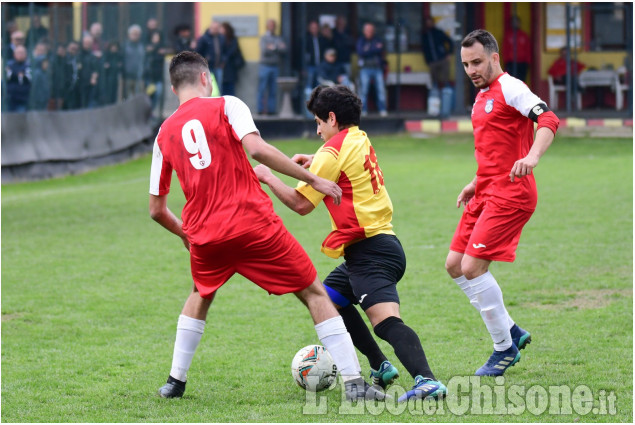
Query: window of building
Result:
<box><xmin>590</xmin><ymin>2</ymin><xmax>627</xmax><ymax>51</ymax></box>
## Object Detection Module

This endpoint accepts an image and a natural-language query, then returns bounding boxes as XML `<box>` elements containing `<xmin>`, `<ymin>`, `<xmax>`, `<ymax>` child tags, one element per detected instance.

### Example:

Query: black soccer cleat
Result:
<box><xmin>158</xmin><ymin>375</ymin><xmax>186</xmax><ymax>398</ymax></box>
<box><xmin>344</xmin><ymin>377</ymin><xmax>390</xmax><ymax>401</ymax></box>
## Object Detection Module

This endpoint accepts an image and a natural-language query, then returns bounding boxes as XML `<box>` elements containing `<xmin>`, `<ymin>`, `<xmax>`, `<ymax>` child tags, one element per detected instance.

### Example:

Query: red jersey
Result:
<box><xmin>470</xmin><ymin>73</ymin><xmax>548</xmax><ymax>211</ymax></box>
<box><xmin>502</xmin><ymin>29</ymin><xmax>531</xmax><ymax>64</ymax></box>
<box><xmin>149</xmin><ymin>96</ymin><xmax>277</xmax><ymax>245</ymax></box>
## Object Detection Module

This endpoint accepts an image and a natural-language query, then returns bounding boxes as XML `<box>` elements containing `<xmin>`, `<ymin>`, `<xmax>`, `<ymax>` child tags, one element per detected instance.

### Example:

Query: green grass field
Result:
<box><xmin>2</xmin><ymin>134</ymin><xmax>632</xmax><ymax>422</ymax></box>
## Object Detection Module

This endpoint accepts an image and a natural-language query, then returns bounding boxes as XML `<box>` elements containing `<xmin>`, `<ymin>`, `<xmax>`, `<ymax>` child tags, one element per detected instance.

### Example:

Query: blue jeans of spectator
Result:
<box><xmin>258</xmin><ymin>64</ymin><xmax>279</xmax><ymax>114</ymax></box>
<box><xmin>359</xmin><ymin>67</ymin><xmax>387</xmax><ymax>113</ymax></box>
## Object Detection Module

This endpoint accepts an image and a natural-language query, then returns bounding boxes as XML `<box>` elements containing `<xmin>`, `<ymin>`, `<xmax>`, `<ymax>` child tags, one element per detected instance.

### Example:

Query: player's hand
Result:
<box><xmin>509</xmin><ymin>154</ymin><xmax>539</xmax><ymax>182</ymax></box>
<box><xmin>456</xmin><ymin>182</ymin><xmax>476</xmax><ymax>208</ymax></box>
<box><xmin>291</xmin><ymin>153</ymin><xmax>314</xmax><ymax>169</ymax></box>
<box><xmin>311</xmin><ymin>176</ymin><xmax>342</xmax><ymax>206</ymax></box>
<box><xmin>253</xmin><ymin>164</ymin><xmax>274</xmax><ymax>183</ymax></box>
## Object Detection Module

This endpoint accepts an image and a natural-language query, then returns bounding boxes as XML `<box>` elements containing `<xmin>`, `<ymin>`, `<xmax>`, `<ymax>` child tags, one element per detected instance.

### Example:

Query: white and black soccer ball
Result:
<box><xmin>291</xmin><ymin>345</ymin><xmax>338</xmax><ymax>392</ymax></box>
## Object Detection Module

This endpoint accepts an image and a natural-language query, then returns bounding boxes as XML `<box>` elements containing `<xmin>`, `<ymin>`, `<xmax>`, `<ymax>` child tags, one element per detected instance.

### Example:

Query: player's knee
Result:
<box><xmin>373</xmin><ymin>316</ymin><xmax>403</xmax><ymax>342</ymax></box>
<box><xmin>445</xmin><ymin>255</ymin><xmax>463</xmax><ymax>278</ymax></box>
<box><xmin>461</xmin><ymin>259</ymin><xmax>488</xmax><ymax>280</ymax></box>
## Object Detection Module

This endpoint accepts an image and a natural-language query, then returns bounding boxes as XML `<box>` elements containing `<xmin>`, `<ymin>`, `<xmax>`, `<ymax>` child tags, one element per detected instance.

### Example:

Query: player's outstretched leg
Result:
<box><xmin>158</xmin><ymin>288</ymin><xmax>213</xmax><ymax>398</ymax></box>
<box><xmin>295</xmin><ymin>279</ymin><xmax>388</xmax><ymax>401</ymax></box>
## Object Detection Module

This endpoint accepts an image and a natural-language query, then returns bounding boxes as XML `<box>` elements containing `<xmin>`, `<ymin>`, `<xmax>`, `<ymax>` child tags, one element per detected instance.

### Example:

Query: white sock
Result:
<box><xmin>468</xmin><ymin>272</ymin><xmax>512</xmax><ymax>351</ymax></box>
<box><xmin>314</xmin><ymin>316</ymin><xmax>361</xmax><ymax>382</ymax></box>
<box><xmin>169</xmin><ymin>314</ymin><xmax>206</xmax><ymax>382</ymax></box>
<box><xmin>454</xmin><ymin>275</ymin><xmax>481</xmax><ymax>311</ymax></box>
<box><xmin>456</xmin><ymin>274</ymin><xmax>515</xmax><ymax>330</ymax></box>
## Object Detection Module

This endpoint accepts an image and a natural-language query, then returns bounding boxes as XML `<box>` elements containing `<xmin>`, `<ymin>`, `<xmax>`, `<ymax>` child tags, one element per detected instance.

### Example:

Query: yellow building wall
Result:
<box><xmin>197</xmin><ymin>2</ymin><xmax>281</xmax><ymax>62</ymax></box>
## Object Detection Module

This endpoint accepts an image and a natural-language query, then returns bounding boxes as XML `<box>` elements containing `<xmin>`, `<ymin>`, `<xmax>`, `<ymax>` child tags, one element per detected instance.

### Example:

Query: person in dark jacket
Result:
<box><xmin>29</xmin><ymin>41</ymin><xmax>50</xmax><ymax>110</ymax></box>
<box><xmin>100</xmin><ymin>41</ymin><xmax>122</xmax><ymax>105</ymax></box>
<box><xmin>356</xmin><ymin>22</ymin><xmax>387</xmax><ymax>116</ymax></box>
<box><xmin>333</xmin><ymin>16</ymin><xmax>354</xmax><ymax>78</ymax></box>
<box><xmin>50</xmin><ymin>43</ymin><xmax>67</xmax><ymax>109</ymax></box>
<box><xmin>144</xmin><ymin>31</ymin><xmax>168</xmax><ymax>116</ymax></box>
<box><xmin>173</xmin><ymin>24</ymin><xmax>196</xmax><ymax>54</ymax></box>
<box><xmin>123</xmin><ymin>24</ymin><xmax>145</xmax><ymax>99</ymax></box>
<box><xmin>196</xmin><ymin>19</ymin><xmax>225</xmax><ymax>87</ymax></box>
<box><xmin>5</xmin><ymin>45</ymin><xmax>31</xmax><ymax>112</ymax></box>
<box><xmin>219</xmin><ymin>22</ymin><xmax>243</xmax><ymax>96</ymax></box>
<box><xmin>78</xmin><ymin>34</ymin><xmax>101</xmax><ymax>108</ymax></box>
<box><xmin>317</xmin><ymin>48</ymin><xmax>353</xmax><ymax>90</ymax></box>
<box><xmin>420</xmin><ymin>17</ymin><xmax>453</xmax><ymax>89</ymax></box>
<box><xmin>63</xmin><ymin>41</ymin><xmax>80</xmax><ymax>110</ymax></box>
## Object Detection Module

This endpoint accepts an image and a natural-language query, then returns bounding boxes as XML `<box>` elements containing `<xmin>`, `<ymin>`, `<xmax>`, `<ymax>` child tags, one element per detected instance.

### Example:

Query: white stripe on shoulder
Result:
<box><xmin>149</xmin><ymin>133</ymin><xmax>163</xmax><ymax>195</ymax></box>
<box><xmin>223</xmin><ymin>95</ymin><xmax>260</xmax><ymax>140</ymax></box>
<box><xmin>499</xmin><ymin>73</ymin><xmax>545</xmax><ymax>117</ymax></box>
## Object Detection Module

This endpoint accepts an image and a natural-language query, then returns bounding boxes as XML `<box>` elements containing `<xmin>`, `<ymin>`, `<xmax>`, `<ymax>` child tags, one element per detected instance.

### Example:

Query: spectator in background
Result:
<box><xmin>29</xmin><ymin>41</ymin><xmax>50</xmax><ymax>110</ymax></box>
<box><xmin>173</xmin><ymin>24</ymin><xmax>196</xmax><ymax>53</ymax></box>
<box><xmin>421</xmin><ymin>16</ymin><xmax>453</xmax><ymax>89</ymax></box>
<box><xmin>26</xmin><ymin>15</ymin><xmax>48</xmax><ymax>49</ymax></box>
<box><xmin>5</xmin><ymin>45</ymin><xmax>31</xmax><ymax>112</ymax></box>
<box><xmin>63</xmin><ymin>41</ymin><xmax>80</xmax><ymax>109</ymax></box>
<box><xmin>196</xmin><ymin>19</ymin><xmax>224</xmax><ymax>88</ymax></box>
<box><xmin>50</xmin><ymin>43</ymin><xmax>67</xmax><ymax>109</ymax></box>
<box><xmin>356</xmin><ymin>22</ymin><xmax>387</xmax><ymax>116</ymax></box>
<box><xmin>502</xmin><ymin>16</ymin><xmax>531</xmax><ymax>83</ymax></box>
<box><xmin>317</xmin><ymin>48</ymin><xmax>354</xmax><ymax>91</ymax></box>
<box><xmin>145</xmin><ymin>18</ymin><xmax>160</xmax><ymax>44</ymax></box>
<box><xmin>79</xmin><ymin>34</ymin><xmax>101</xmax><ymax>108</ymax></box>
<box><xmin>320</xmin><ymin>24</ymin><xmax>335</xmax><ymax>51</ymax></box>
<box><xmin>4</xmin><ymin>30</ymin><xmax>25</xmax><ymax>63</ymax></box>
<box><xmin>88</xmin><ymin>22</ymin><xmax>105</xmax><ymax>55</ymax></box>
<box><xmin>100</xmin><ymin>41</ymin><xmax>123</xmax><ymax>105</ymax></box>
<box><xmin>219</xmin><ymin>22</ymin><xmax>244</xmax><ymax>96</ymax></box>
<box><xmin>123</xmin><ymin>24</ymin><xmax>145</xmax><ymax>98</ymax></box>
<box><xmin>304</xmin><ymin>20</ymin><xmax>326</xmax><ymax>91</ymax></box>
<box><xmin>144</xmin><ymin>31</ymin><xmax>168</xmax><ymax>118</ymax></box>
<box><xmin>257</xmin><ymin>19</ymin><xmax>286</xmax><ymax>115</ymax></box>
<box><xmin>333</xmin><ymin>16</ymin><xmax>354</xmax><ymax>79</ymax></box>
<box><xmin>548</xmin><ymin>46</ymin><xmax>586</xmax><ymax>93</ymax></box>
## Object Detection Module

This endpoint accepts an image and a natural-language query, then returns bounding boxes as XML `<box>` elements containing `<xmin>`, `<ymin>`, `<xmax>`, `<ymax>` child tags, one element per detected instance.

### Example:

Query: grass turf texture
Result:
<box><xmin>2</xmin><ymin>134</ymin><xmax>632</xmax><ymax>422</ymax></box>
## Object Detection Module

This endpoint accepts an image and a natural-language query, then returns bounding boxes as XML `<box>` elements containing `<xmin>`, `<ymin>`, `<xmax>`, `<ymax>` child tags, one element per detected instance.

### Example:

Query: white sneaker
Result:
<box><xmin>379</xmin><ymin>110</ymin><xmax>388</xmax><ymax>117</ymax></box>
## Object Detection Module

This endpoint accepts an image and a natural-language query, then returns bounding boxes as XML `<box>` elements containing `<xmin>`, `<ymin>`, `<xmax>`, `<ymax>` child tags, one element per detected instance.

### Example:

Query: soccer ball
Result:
<box><xmin>291</xmin><ymin>345</ymin><xmax>338</xmax><ymax>392</ymax></box>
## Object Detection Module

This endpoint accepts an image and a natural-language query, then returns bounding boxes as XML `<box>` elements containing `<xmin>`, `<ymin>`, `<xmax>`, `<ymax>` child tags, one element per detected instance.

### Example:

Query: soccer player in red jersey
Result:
<box><xmin>446</xmin><ymin>30</ymin><xmax>559</xmax><ymax>376</ymax></box>
<box><xmin>254</xmin><ymin>85</ymin><xmax>446</xmax><ymax>402</ymax></box>
<box><xmin>149</xmin><ymin>51</ymin><xmax>384</xmax><ymax>400</ymax></box>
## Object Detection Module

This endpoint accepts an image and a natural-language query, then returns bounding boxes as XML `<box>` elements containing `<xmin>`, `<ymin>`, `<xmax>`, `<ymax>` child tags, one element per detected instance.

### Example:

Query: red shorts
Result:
<box><xmin>450</xmin><ymin>198</ymin><xmax>534</xmax><ymax>262</ymax></box>
<box><xmin>189</xmin><ymin>217</ymin><xmax>317</xmax><ymax>298</ymax></box>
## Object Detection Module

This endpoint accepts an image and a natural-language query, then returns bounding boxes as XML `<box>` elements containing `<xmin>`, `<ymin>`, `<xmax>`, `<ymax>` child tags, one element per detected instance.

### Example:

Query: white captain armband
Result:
<box><xmin>528</xmin><ymin>102</ymin><xmax>550</xmax><ymax>123</ymax></box>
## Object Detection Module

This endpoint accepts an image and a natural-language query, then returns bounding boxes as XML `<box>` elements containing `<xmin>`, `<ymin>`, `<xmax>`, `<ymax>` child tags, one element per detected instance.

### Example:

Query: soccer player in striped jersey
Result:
<box><xmin>254</xmin><ymin>85</ymin><xmax>446</xmax><ymax>402</ymax></box>
<box><xmin>446</xmin><ymin>29</ymin><xmax>559</xmax><ymax>376</ymax></box>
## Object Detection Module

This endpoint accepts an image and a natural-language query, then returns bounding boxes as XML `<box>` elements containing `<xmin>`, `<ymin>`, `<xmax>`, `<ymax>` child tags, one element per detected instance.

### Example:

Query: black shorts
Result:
<box><xmin>323</xmin><ymin>234</ymin><xmax>406</xmax><ymax>311</ymax></box>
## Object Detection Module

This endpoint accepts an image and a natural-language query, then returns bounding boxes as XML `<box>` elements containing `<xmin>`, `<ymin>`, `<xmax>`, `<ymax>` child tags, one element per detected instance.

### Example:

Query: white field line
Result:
<box><xmin>2</xmin><ymin>176</ymin><xmax>148</xmax><ymax>204</ymax></box>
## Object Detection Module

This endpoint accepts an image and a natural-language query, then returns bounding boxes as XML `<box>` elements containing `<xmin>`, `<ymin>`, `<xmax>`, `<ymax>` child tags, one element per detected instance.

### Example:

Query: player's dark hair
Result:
<box><xmin>306</xmin><ymin>85</ymin><xmax>362</xmax><ymax>128</ymax></box>
<box><xmin>461</xmin><ymin>29</ymin><xmax>499</xmax><ymax>54</ymax></box>
<box><xmin>169</xmin><ymin>51</ymin><xmax>209</xmax><ymax>89</ymax></box>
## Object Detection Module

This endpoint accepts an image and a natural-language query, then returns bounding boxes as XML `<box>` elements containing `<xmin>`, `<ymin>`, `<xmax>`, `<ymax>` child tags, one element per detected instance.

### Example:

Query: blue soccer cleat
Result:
<box><xmin>475</xmin><ymin>345</ymin><xmax>520</xmax><ymax>376</ymax></box>
<box><xmin>397</xmin><ymin>375</ymin><xmax>447</xmax><ymax>402</ymax></box>
<box><xmin>510</xmin><ymin>324</ymin><xmax>531</xmax><ymax>350</ymax></box>
<box><xmin>370</xmin><ymin>360</ymin><xmax>400</xmax><ymax>389</ymax></box>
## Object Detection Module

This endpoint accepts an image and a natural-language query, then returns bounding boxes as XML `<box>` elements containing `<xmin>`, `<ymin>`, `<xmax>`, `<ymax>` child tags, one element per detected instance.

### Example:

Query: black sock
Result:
<box><xmin>374</xmin><ymin>316</ymin><xmax>435</xmax><ymax>381</ymax></box>
<box><xmin>338</xmin><ymin>304</ymin><xmax>387</xmax><ymax>370</ymax></box>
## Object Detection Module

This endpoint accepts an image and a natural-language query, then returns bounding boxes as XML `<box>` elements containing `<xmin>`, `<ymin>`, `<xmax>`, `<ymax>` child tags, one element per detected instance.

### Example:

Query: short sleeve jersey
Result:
<box><xmin>296</xmin><ymin>126</ymin><xmax>394</xmax><ymax>258</ymax></box>
<box><xmin>471</xmin><ymin>72</ymin><xmax>546</xmax><ymax>211</ymax></box>
<box><xmin>149</xmin><ymin>96</ymin><xmax>277</xmax><ymax>245</ymax></box>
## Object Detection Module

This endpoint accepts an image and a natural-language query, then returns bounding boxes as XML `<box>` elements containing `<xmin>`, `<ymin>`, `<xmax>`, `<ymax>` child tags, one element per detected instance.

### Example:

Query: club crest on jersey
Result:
<box><xmin>484</xmin><ymin>99</ymin><xmax>494</xmax><ymax>113</ymax></box>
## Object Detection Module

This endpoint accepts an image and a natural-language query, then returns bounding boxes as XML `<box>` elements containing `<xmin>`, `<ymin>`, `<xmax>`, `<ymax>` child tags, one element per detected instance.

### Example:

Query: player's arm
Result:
<box><xmin>253</xmin><ymin>165</ymin><xmax>315</xmax><ymax>216</ymax></box>
<box><xmin>242</xmin><ymin>133</ymin><xmax>341</xmax><ymax>205</ymax></box>
<box><xmin>149</xmin><ymin>194</ymin><xmax>190</xmax><ymax>251</ymax></box>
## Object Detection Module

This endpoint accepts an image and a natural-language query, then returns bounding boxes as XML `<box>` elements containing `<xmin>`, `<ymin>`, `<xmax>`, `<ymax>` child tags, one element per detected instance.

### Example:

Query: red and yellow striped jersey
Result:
<box><xmin>296</xmin><ymin>126</ymin><xmax>394</xmax><ymax>258</ymax></box>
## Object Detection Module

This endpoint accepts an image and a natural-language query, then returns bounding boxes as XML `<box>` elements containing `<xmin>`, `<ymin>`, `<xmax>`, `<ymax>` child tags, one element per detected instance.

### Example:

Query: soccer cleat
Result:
<box><xmin>158</xmin><ymin>375</ymin><xmax>186</xmax><ymax>398</ymax></box>
<box><xmin>397</xmin><ymin>375</ymin><xmax>447</xmax><ymax>402</ymax></box>
<box><xmin>370</xmin><ymin>360</ymin><xmax>400</xmax><ymax>390</ymax></box>
<box><xmin>510</xmin><ymin>324</ymin><xmax>532</xmax><ymax>350</ymax></box>
<box><xmin>344</xmin><ymin>377</ymin><xmax>389</xmax><ymax>401</ymax></box>
<box><xmin>475</xmin><ymin>345</ymin><xmax>520</xmax><ymax>376</ymax></box>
